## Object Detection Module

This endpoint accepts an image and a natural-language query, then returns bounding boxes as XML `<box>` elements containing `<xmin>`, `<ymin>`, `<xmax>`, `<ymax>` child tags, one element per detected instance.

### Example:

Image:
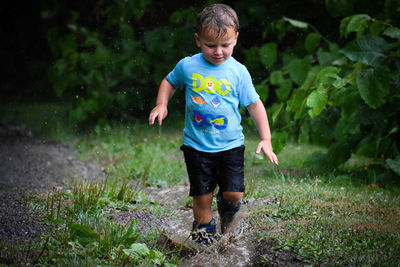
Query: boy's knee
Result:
<box><xmin>222</xmin><ymin>191</ymin><xmax>243</xmax><ymax>205</ymax></box>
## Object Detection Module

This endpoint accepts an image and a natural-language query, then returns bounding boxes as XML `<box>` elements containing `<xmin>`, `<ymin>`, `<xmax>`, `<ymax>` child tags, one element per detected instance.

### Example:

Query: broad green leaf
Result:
<box><xmin>149</xmin><ymin>249</ymin><xmax>164</xmax><ymax>259</ymax></box>
<box><xmin>317</xmin><ymin>44</ymin><xmax>342</xmax><ymax>67</ymax></box>
<box><xmin>283</xmin><ymin>16</ymin><xmax>308</xmax><ymax>29</ymax></box>
<box><xmin>332</xmin><ymin>85</ymin><xmax>360</xmax><ymax>117</ymax></box>
<box><xmin>120</xmin><ymin>23</ymin><xmax>134</xmax><ymax>39</ymax></box>
<box><xmin>69</xmin><ymin>223</ymin><xmax>99</xmax><ymax>245</ymax></box>
<box><xmin>288</xmin><ymin>57</ymin><xmax>312</xmax><ymax>86</ymax></box>
<box><xmin>369</xmin><ymin>21</ymin><xmax>385</xmax><ymax>35</ymax></box>
<box><xmin>271</xmin><ymin>131</ymin><xmax>288</xmax><ymax>154</ymax></box>
<box><xmin>275</xmin><ymin>79</ymin><xmax>292</xmax><ymax>101</ymax></box>
<box><xmin>327</xmin><ymin>137</ymin><xmax>358</xmax><ymax>167</ymax></box>
<box><xmin>123</xmin><ymin>243</ymin><xmax>150</xmax><ymax>258</ymax></box>
<box><xmin>332</xmin><ymin>78</ymin><xmax>347</xmax><ymax>89</ymax></box>
<box><xmin>305</xmin><ymin>33</ymin><xmax>321</xmax><ymax>53</ymax></box>
<box><xmin>334</xmin><ymin>112</ymin><xmax>360</xmax><ymax>141</ymax></box>
<box><xmin>316</xmin><ymin>66</ymin><xmax>341</xmax><ymax>86</ymax></box>
<box><xmin>244</xmin><ymin>46</ymin><xmax>261</xmax><ymax>69</ymax></box>
<box><xmin>356</xmin><ymin>135</ymin><xmax>378</xmax><ymax>157</ymax></box>
<box><xmin>346</xmin><ymin>14</ymin><xmax>371</xmax><ymax>35</ymax></box>
<box><xmin>356</xmin><ymin>68</ymin><xmax>389</xmax><ymax>109</ymax></box>
<box><xmin>306</xmin><ymin>84</ymin><xmax>328</xmax><ymax>119</ymax></box>
<box><xmin>260</xmin><ymin>42</ymin><xmax>278</xmax><ymax>68</ymax></box>
<box><xmin>340</xmin><ymin>35</ymin><xmax>388</xmax><ymax>67</ymax></box>
<box><xmin>387</xmin><ymin>157</ymin><xmax>400</xmax><ymax>176</ymax></box>
<box><xmin>286</xmin><ymin>89</ymin><xmax>308</xmax><ymax>120</ymax></box>
<box><xmin>339</xmin><ymin>17</ymin><xmax>351</xmax><ymax>38</ymax></box>
<box><xmin>272</xmin><ymin>102</ymin><xmax>284</xmax><ymax>123</ymax></box>
<box><xmin>300</xmin><ymin>66</ymin><xmax>321</xmax><ymax>90</ymax></box>
<box><xmin>255</xmin><ymin>84</ymin><xmax>269</xmax><ymax>102</ymax></box>
<box><xmin>270</xmin><ymin>70</ymin><xmax>284</xmax><ymax>85</ymax></box>
<box><xmin>383</xmin><ymin>27</ymin><xmax>400</xmax><ymax>39</ymax></box>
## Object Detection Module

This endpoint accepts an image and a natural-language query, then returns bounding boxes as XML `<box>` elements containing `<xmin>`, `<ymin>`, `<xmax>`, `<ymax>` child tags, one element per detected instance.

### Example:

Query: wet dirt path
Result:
<box><xmin>0</xmin><ymin>125</ymin><xmax>302</xmax><ymax>266</ymax></box>
<box><xmin>0</xmin><ymin>126</ymin><xmax>103</xmax><ymax>264</ymax></box>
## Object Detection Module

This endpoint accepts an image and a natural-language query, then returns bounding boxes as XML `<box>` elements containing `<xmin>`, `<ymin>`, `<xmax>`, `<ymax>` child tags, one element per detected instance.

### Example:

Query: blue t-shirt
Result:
<box><xmin>167</xmin><ymin>53</ymin><xmax>259</xmax><ymax>152</ymax></box>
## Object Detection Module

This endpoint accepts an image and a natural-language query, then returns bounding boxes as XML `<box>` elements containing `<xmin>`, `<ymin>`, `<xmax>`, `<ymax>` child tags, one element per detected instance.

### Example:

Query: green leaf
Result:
<box><xmin>340</xmin><ymin>35</ymin><xmax>388</xmax><ymax>67</ymax></box>
<box><xmin>271</xmin><ymin>131</ymin><xmax>288</xmax><ymax>154</ymax></box>
<box><xmin>327</xmin><ymin>137</ymin><xmax>358</xmax><ymax>167</ymax></box>
<box><xmin>288</xmin><ymin>57</ymin><xmax>312</xmax><ymax>86</ymax></box>
<box><xmin>340</xmin><ymin>17</ymin><xmax>351</xmax><ymax>38</ymax></box>
<box><xmin>306</xmin><ymin>84</ymin><xmax>328</xmax><ymax>119</ymax></box>
<box><xmin>275</xmin><ymin>79</ymin><xmax>293</xmax><ymax>101</ymax></box>
<box><xmin>272</xmin><ymin>102</ymin><xmax>284</xmax><ymax>123</ymax></box>
<box><xmin>383</xmin><ymin>27</ymin><xmax>400</xmax><ymax>39</ymax></box>
<box><xmin>369</xmin><ymin>21</ymin><xmax>385</xmax><ymax>35</ymax></box>
<box><xmin>356</xmin><ymin>68</ymin><xmax>389</xmax><ymax>109</ymax></box>
<box><xmin>260</xmin><ymin>42</ymin><xmax>278</xmax><ymax>68</ymax></box>
<box><xmin>286</xmin><ymin>89</ymin><xmax>308</xmax><ymax>120</ymax></box>
<box><xmin>283</xmin><ymin>16</ymin><xmax>308</xmax><ymax>29</ymax></box>
<box><xmin>346</xmin><ymin>14</ymin><xmax>371</xmax><ymax>35</ymax></box>
<box><xmin>386</xmin><ymin>157</ymin><xmax>400</xmax><ymax>176</ymax></box>
<box><xmin>123</xmin><ymin>243</ymin><xmax>150</xmax><ymax>258</ymax></box>
<box><xmin>305</xmin><ymin>33</ymin><xmax>321</xmax><ymax>53</ymax></box>
<box><xmin>270</xmin><ymin>70</ymin><xmax>284</xmax><ymax>85</ymax></box>
<box><xmin>316</xmin><ymin>66</ymin><xmax>341</xmax><ymax>86</ymax></box>
<box><xmin>300</xmin><ymin>66</ymin><xmax>321</xmax><ymax>90</ymax></box>
<box><xmin>69</xmin><ymin>223</ymin><xmax>99</xmax><ymax>245</ymax></box>
<box><xmin>255</xmin><ymin>84</ymin><xmax>269</xmax><ymax>102</ymax></box>
<box><xmin>334</xmin><ymin>112</ymin><xmax>360</xmax><ymax>141</ymax></box>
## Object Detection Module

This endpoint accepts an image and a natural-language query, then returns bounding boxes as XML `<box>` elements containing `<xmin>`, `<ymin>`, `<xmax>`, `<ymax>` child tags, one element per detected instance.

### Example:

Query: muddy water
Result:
<box><xmin>144</xmin><ymin>185</ymin><xmax>254</xmax><ymax>267</ymax></box>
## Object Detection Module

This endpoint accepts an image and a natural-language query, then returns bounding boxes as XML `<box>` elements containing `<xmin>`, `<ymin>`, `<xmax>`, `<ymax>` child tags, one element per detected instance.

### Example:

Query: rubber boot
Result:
<box><xmin>217</xmin><ymin>193</ymin><xmax>242</xmax><ymax>236</ymax></box>
<box><xmin>191</xmin><ymin>218</ymin><xmax>217</xmax><ymax>246</ymax></box>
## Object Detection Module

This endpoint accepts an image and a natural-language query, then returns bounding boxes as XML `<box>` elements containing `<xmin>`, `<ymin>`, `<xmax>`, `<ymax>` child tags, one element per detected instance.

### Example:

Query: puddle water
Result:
<box><xmin>151</xmin><ymin>185</ymin><xmax>253</xmax><ymax>267</ymax></box>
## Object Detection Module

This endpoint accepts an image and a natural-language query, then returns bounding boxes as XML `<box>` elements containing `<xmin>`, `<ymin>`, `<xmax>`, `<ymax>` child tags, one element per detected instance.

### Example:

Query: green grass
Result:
<box><xmin>2</xmin><ymin>103</ymin><xmax>400</xmax><ymax>266</ymax></box>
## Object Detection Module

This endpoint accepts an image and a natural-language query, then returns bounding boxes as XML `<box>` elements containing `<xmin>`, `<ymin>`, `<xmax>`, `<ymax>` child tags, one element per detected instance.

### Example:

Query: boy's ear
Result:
<box><xmin>194</xmin><ymin>33</ymin><xmax>201</xmax><ymax>47</ymax></box>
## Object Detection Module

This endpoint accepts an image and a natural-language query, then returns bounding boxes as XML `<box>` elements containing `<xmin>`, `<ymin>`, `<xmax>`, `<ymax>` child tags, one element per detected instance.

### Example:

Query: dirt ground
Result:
<box><xmin>0</xmin><ymin>125</ymin><xmax>303</xmax><ymax>266</ymax></box>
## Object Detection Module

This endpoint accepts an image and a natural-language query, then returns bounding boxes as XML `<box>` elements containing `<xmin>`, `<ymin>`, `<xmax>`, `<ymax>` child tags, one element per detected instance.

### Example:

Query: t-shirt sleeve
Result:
<box><xmin>238</xmin><ymin>66</ymin><xmax>259</xmax><ymax>107</ymax></box>
<box><xmin>167</xmin><ymin>58</ymin><xmax>185</xmax><ymax>90</ymax></box>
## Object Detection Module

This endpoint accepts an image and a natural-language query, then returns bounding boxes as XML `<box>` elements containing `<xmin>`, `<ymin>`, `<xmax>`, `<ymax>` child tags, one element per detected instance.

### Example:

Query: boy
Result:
<box><xmin>149</xmin><ymin>4</ymin><xmax>278</xmax><ymax>245</ymax></box>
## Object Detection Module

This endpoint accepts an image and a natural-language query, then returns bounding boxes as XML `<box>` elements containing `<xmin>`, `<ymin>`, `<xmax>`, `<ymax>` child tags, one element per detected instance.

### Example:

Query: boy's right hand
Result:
<box><xmin>149</xmin><ymin>104</ymin><xmax>168</xmax><ymax>125</ymax></box>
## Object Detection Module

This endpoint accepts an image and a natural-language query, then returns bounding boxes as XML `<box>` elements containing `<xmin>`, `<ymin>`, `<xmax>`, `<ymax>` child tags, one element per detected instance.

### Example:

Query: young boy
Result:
<box><xmin>149</xmin><ymin>4</ymin><xmax>278</xmax><ymax>244</ymax></box>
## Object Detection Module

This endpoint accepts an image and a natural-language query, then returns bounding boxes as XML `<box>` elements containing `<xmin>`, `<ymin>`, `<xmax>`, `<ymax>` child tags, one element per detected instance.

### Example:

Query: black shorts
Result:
<box><xmin>180</xmin><ymin>145</ymin><xmax>245</xmax><ymax>196</ymax></box>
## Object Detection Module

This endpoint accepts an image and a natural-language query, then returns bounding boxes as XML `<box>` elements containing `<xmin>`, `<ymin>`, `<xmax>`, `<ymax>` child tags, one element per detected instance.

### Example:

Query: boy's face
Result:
<box><xmin>195</xmin><ymin>27</ymin><xmax>238</xmax><ymax>65</ymax></box>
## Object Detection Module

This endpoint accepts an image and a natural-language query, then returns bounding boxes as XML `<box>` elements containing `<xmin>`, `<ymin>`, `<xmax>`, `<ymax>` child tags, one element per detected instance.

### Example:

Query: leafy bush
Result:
<box><xmin>44</xmin><ymin>1</ymin><xmax>197</xmax><ymax>127</ymax></box>
<box><xmin>252</xmin><ymin>14</ymin><xmax>400</xmax><ymax>178</ymax></box>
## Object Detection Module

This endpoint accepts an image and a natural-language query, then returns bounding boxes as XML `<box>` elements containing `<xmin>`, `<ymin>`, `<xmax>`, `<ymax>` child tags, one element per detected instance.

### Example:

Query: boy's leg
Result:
<box><xmin>193</xmin><ymin>192</ymin><xmax>213</xmax><ymax>224</ymax></box>
<box><xmin>192</xmin><ymin>192</ymin><xmax>216</xmax><ymax>245</ymax></box>
<box><xmin>222</xmin><ymin>191</ymin><xmax>243</xmax><ymax>205</ymax></box>
<box><xmin>217</xmin><ymin>191</ymin><xmax>243</xmax><ymax>235</ymax></box>
<box><xmin>216</xmin><ymin>145</ymin><xmax>245</xmax><ymax>235</ymax></box>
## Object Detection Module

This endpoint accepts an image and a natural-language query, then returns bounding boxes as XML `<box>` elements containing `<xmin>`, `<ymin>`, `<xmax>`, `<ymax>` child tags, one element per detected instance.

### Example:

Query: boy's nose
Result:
<box><xmin>214</xmin><ymin>46</ymin><xmax>222</xmax><ymax>55</ymax></box>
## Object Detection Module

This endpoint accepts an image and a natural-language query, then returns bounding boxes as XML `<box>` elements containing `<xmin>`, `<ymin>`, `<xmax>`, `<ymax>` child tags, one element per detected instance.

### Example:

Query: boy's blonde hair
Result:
<box><xmin>196</xmin><ymin>4</ymin><xmax>239</xmax><ymax>37</ymax></box>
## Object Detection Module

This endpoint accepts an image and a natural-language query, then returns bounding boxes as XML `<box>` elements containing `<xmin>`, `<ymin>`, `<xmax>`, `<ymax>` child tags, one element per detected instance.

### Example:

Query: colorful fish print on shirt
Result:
<box><xmin>192</xmin><ymin>96</ymin><xmax>207</xmax><ymax>105</ymax></box>
<box><xmin>193</xmin><ymin>110</ymin><xmax>229</xmax><ymax>130</ymax></box>
<box><xmin>211</xmin><ymin>96</ymin><xmax>221</xmax><ymax>108</ymax></box>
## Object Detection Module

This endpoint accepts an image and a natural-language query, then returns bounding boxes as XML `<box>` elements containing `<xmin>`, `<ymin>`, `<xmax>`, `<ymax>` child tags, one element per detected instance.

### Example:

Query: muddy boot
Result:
<box><xmin>191</xmin><ymin>218</ymin><xmax>217</xmax><ymax>246</ymax></box>
<box><xmin>217</xmin><ymin>194</ymin><xmax>242</xmax><ymax>236</ymax></box>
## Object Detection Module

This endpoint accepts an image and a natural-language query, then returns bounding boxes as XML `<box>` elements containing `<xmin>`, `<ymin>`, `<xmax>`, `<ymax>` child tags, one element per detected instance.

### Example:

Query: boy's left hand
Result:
<box><xmin>256</xmin><ymin>140</ymin><xmax>278</xmax><ymax>165</ymax></box>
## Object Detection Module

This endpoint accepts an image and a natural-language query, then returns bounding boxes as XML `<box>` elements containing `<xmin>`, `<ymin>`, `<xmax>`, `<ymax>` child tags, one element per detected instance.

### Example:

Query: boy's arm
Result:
<box><xmin>247</xmin><ymin>99</ymin><xmax>279</xmax><ymax>165</ymax></box>
<box><xmin>148</xmin><ymin>77</ymin><xmax>176</xmax><ymax>125</ymax></box>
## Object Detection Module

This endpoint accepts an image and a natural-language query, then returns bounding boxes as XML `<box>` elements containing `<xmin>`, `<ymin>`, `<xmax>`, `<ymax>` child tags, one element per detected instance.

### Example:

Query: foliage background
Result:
<box><xmin>1</xmin><ymin>0</ymin><xmax>400</xmax><ymax>181</ymax></box>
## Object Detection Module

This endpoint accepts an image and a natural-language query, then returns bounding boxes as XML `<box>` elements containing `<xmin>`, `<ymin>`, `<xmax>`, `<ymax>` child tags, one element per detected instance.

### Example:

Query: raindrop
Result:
<box><xmin>76</xmin><ymin>95</ymin><xmax>79</xmax><ymax>99</ymax></box>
